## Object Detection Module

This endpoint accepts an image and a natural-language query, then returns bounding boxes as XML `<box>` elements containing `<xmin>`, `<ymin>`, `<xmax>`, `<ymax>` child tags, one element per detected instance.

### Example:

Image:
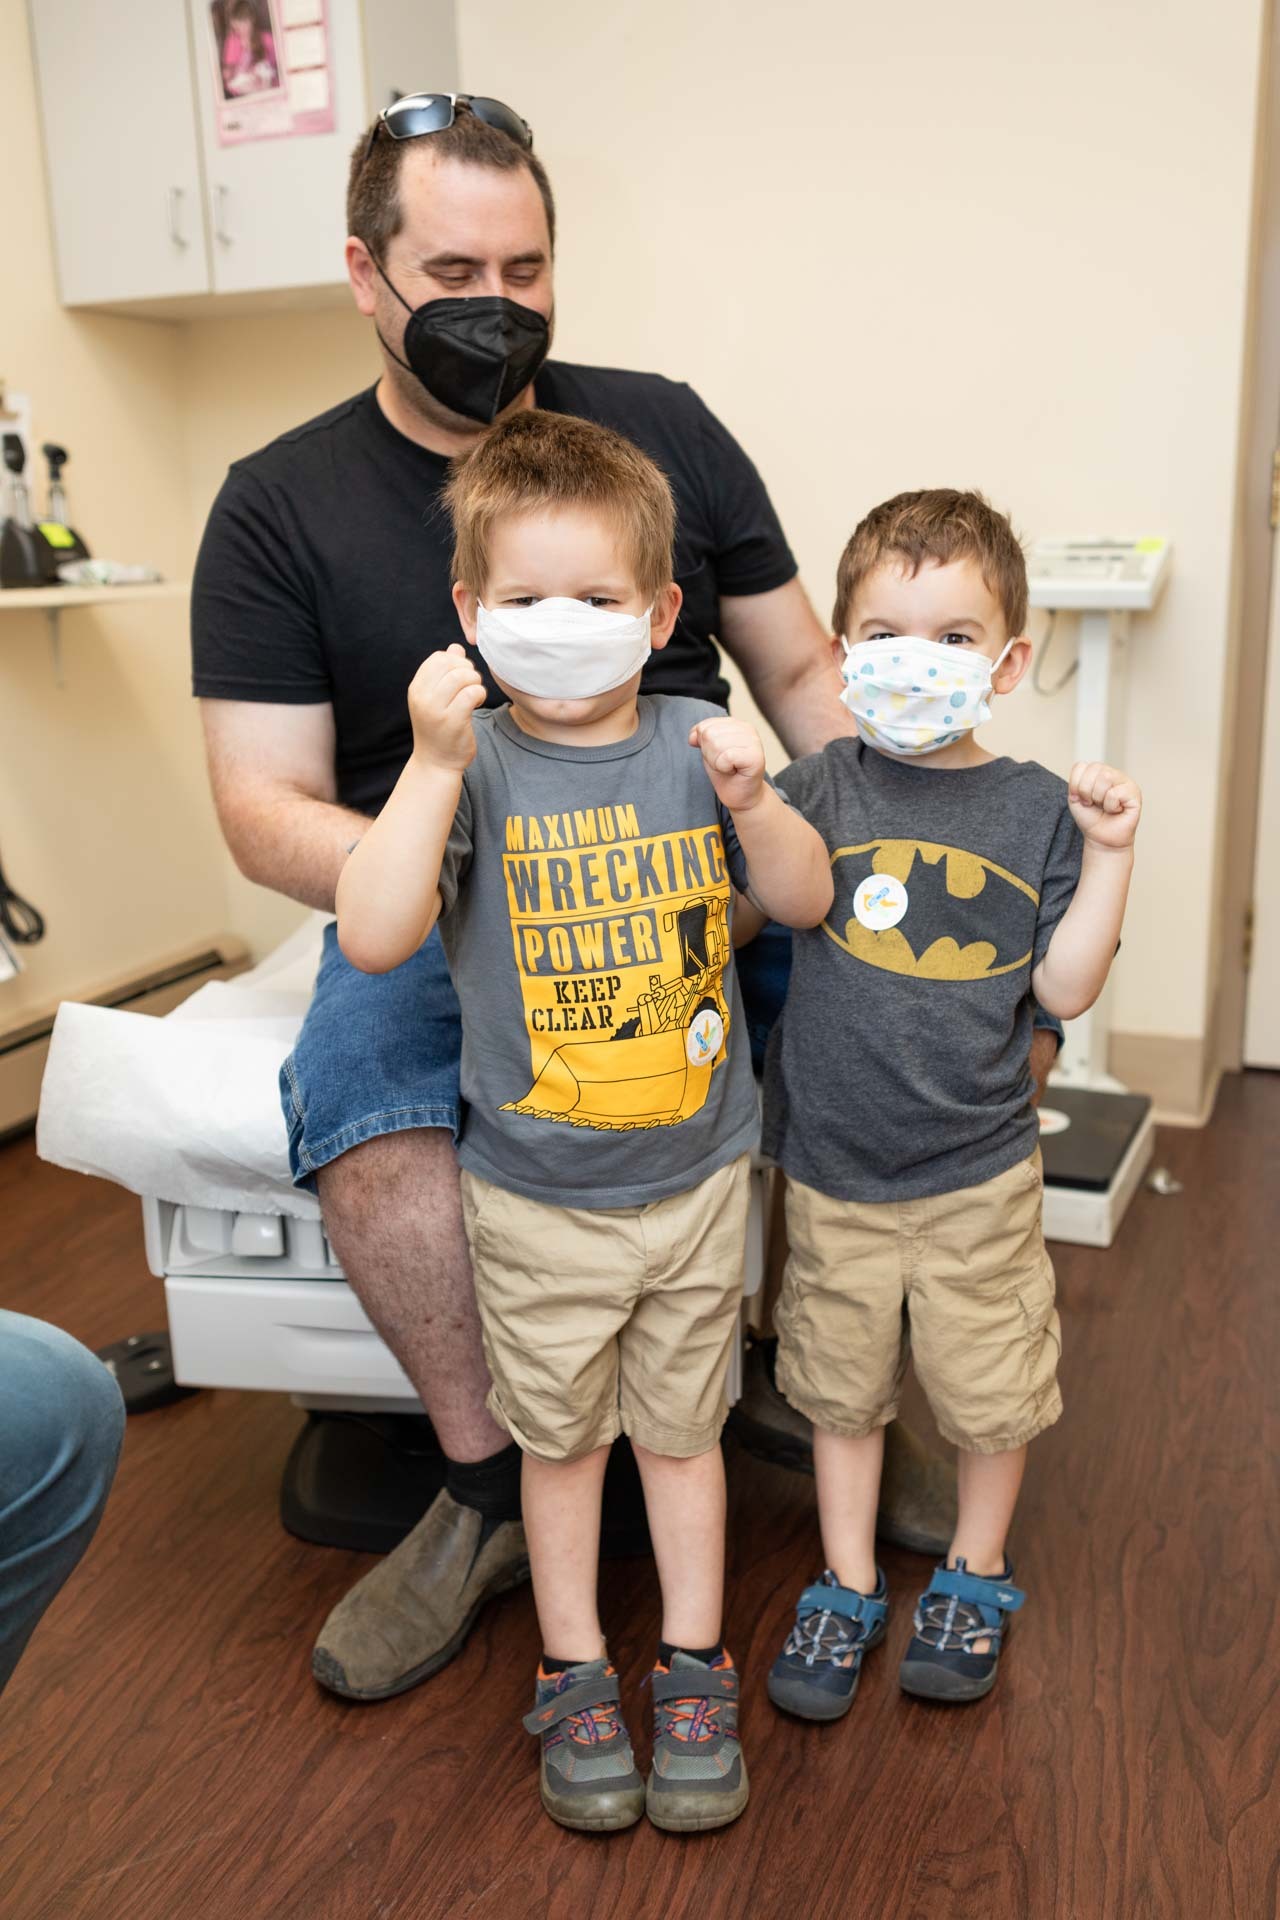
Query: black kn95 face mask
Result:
<box><xmin>374</xmin><ymin>258</ymin><xmax>550</xmax><ymax>423</ymax></box>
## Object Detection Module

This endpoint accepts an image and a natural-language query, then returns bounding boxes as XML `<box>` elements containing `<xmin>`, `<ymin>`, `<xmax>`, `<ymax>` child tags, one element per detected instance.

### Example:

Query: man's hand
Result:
<box><xmin>408</xmin><ymin>644</ymin><xmax>486</xmax><ymax>772</ymax></box>
<box><xmin>1067</xmin><ymin>762</ymin><xmax>1142</xmax><ymax>852</ymax></box>
<box><xmin>689</xmin><ymin>716</ymin><xmax>767</xmax><ymax>813</ymax></box>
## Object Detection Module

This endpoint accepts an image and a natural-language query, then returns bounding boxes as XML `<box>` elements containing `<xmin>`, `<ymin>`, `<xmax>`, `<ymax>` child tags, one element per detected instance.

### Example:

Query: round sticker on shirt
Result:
<box><xmin>686</xmin><ymin>1009</ymin><xmax>725</xmax><ymax>1066</ymax></box>
<box><xmin>852</xmin><ymin>873</ymin><xmax>909</xmax><ymax>932</ymax></box>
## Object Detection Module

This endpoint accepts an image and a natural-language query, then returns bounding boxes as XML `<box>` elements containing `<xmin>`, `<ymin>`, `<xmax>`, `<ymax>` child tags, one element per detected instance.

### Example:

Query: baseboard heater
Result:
<box><xmin>0</xmin><ymin>935</ymin><xmax>250</xmax><ymax>1140</ymax></box>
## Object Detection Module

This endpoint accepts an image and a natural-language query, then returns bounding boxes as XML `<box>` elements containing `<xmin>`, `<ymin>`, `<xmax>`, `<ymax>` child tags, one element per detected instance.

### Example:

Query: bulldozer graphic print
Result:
<box><xmin>497</xmin><ymin>802</ymin><xmax>734</xmax><ymax>1130</ymax></box>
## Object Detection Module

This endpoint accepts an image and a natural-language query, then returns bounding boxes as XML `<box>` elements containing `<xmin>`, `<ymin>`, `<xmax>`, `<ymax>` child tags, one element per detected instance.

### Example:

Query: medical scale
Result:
<box><xmin>1027</xmin><ymin>536</ymin><xmax>1170</xmax><ymax>1246</ymax></box>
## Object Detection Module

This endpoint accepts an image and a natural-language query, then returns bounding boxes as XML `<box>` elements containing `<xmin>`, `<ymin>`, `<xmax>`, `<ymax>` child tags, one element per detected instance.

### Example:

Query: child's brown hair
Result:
<box><xmin>445</xmin><ymin>409</ymin><xmax>675</xmax><ymax>600</ymax></box>
<box><xmin>833</xmin><ymin>489</ymin><xmax>1027</xmax><ymax>637</ymax></box>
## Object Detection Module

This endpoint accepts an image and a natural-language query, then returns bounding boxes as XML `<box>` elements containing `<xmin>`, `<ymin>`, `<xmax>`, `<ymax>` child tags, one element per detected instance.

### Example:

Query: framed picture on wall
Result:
<box><xmin>211</xmin><ymin>0</ymin><xmax>285</xmax><ymax>104</ymax></box>
<box><xmin>203</xmin><ymin>0</ymin><xmax>336</xmax><ymax>144</ymax></box>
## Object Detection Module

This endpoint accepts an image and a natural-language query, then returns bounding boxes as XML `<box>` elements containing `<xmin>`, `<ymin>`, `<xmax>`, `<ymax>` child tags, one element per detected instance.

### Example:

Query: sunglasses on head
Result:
<box><xmin>364</xmin><ymin>91</ymin><xmax>533</xmax><ymax>162</ymax></box>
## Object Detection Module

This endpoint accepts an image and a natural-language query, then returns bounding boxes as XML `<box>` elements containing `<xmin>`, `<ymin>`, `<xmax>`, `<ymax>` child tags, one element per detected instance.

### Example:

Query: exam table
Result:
<box><xmin>37</xmin><ymin>916</ymin><xmax>768</xmax><ymax>1545</ymax></box>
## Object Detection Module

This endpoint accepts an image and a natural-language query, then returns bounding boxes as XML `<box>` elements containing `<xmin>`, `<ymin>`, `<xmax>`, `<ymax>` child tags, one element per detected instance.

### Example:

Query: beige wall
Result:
<box><xmin>452</xmin><ymin>0</ymin><xmax>1266</xmax><ymax>1075</ymax></box>
<box><xmin>1</xmin><ymin>0</ymin><xmax>1271</xmax><ymax>1109</ymax></box>
<box><xmin>0</xmin><ymin>0</ymin><xmax>237</xmax><ymax>1022</ymax></box>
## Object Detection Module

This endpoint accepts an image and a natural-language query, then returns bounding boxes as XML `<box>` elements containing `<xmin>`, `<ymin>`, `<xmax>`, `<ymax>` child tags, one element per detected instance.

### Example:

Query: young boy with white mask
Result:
<box><xmin>752</xmin><ymin>489</ymin><xmax>1142</xmax><ymax>1717</ymax></box>
<box><xmin>336</xmin><ymin>409</ymin><xmax>832</xmax><ymax>1831</ymax></box>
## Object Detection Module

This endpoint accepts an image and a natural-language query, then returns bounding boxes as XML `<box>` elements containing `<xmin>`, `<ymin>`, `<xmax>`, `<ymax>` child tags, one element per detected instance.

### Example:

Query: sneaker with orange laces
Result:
<box><xmin>646</xmin><ymin>1651</ymin><xmax>749</xmax><ymax>1833</ymax></box>
<box><xmin>521</xmin><ymin>1657</ymin><xmax>645</xmax><ymax>1831</ymax></box>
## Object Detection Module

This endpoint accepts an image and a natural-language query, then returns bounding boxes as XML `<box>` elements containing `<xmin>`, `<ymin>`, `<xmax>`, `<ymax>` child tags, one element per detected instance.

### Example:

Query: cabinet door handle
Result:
<box><xmin>214</xmin><ymin>185</ymin><xmax>232</xmax><ymax>245</ymax></box>
<box><xmin>167</xmin><ymin>186</ymin><xmax>189</xmax><ymax>248</ymax></box>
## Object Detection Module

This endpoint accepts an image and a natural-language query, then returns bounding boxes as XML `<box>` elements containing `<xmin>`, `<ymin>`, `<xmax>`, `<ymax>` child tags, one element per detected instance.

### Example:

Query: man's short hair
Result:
<box><xmin>445</xmin><ymin>410</ymin><xmax>675</xmax><ymax>600</ymax></box>
<box><xmin>833</xmin><ymin>489</ymin><xmax>1028</xmax><ymax>637</ymax></box>
<box><xmin>347</xmin><ymin>104</ymin><xmax>556</xmax><ymax>260</ymax></box>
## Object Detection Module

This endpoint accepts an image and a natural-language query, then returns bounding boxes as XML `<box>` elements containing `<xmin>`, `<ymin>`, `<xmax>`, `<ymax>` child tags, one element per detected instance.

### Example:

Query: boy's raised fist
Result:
<box><xmin>1067</xmin><ymin>761</ymin><xmax>1142</xmax><ymax>851</ymax></box>
<box><xmin>689</xmin><ymin>716</ymin><xmax>767</xmax><ymax>813</ymax></box>
<box><xmin>408</xmin><ymin>643</ymin><xmax>487</xmax><ymax>772</ymax></box>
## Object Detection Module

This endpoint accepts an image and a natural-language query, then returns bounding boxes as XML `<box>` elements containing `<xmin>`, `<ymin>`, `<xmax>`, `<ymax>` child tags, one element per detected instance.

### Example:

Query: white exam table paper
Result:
<box><xmin>36</xmin><ymin>915</ymin><xmax>329</xmax><ymax>1221</ymax></box>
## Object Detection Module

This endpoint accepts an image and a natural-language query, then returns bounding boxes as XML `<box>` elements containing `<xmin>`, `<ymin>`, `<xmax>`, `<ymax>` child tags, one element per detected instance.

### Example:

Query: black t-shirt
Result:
<box><xmin>191</xmin><ymin>362</ymin><xmax>797</xmax><ymax>815</ymax></box>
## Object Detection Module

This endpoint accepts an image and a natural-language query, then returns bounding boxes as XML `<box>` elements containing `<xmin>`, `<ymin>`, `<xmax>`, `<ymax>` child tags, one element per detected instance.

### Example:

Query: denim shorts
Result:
<box><xmin>281</xmin><ymin>922</ymin><xmax>464</xmax><ymax>1190</ymax></box>
<box><xmin>279</xmin><ymin>919</ymin><xmax>798</xmax><ymax>1191</ymax></box>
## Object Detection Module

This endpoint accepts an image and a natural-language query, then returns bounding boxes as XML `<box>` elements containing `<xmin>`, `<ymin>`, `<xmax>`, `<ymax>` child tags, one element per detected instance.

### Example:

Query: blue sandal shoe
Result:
<box><xmin>767</xmin><ymin>1569</ymin><xmax>888</xmax><ymax>1721</ymax></box>
<box><xmin>898</xmin><ymin>1557</ymin><xmax>1024</xmax><ymax>1703</ymax></box>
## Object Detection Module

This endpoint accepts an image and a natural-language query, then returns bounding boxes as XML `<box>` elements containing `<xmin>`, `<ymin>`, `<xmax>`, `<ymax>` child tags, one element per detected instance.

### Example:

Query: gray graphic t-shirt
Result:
<box><xmin>437</xmin><ymin>696</ymin><xmax>759</xmax><ymax>1208</ymax></box>
<box><xmin>764</xmin><ymin>739</ymin><xmax>1083</xmax><ymax>1202</ymax></box>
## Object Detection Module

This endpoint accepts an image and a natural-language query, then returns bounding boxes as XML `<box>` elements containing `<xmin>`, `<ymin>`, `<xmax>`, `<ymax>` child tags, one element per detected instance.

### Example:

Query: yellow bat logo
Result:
<box><xmin>826</xmin><ymin>839</ymin><xmax>1039</xmax><ymax>981</ymax></box>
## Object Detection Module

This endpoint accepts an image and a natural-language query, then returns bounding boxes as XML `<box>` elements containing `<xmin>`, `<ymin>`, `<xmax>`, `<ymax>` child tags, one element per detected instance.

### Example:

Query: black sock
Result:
<box><xmin>658</xmin><ymin>1640</ymin><xmax>725</xmax><ymax>1668</ymax></box>
<box><xmin>540</xmin><ymin>1653</ymin><xmax>595</xmax><ymax>1675</ymax></box>
<box><xmin>759</xmin><ymin>1335</ymin><xmax>779</xmax><ymax>1388</ymax></box>
<box><xmin>445</xmin><ymin>1442</ymin><xmax>522</xmax><ymax>1543</ymax></box>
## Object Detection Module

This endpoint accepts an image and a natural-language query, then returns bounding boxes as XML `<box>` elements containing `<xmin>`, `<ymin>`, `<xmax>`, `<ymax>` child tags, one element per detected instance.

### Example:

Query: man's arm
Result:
<box><xmin>682</xmin><ymin>382</ymin><xmax>846</xmax><ymax>759</ymax></box>
<box><xmin>717</xmin><ymin>577</ymin><xmax>854</xmax><ymax>760</ymax></box>
<box><xmin>1028</xmin><ymin>1026</ymin><xmax>1058</xmax><ymax>1106</ymax></box>
<box><xmin>200</xmin><ymin>698</ymin><xmax>372</xmax><ymax>914</ymax></box>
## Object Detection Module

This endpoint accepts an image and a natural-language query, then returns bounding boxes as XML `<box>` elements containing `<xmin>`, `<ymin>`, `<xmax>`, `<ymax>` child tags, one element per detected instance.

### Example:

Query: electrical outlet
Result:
<box><xmin>0</xmin><ymin>928</ymin><xmax>21</xmax><ymax>983</ymax></box>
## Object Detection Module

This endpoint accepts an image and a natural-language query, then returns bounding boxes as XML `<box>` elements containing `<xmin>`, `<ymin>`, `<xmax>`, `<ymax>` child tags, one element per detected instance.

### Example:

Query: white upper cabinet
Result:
<box><xmin>28</xmin><ymin>0</ymin><xmax>457</xmax><ymax>312</ymax></box>
<box><xmin>31</xmin><ymin>0</ymin><xmax>210</xmax><ymax>305</ymax></box>
<box><xmin>187</xmin><ymin>0</ymin><xmax>367</xmax><ymax>296</ymax></box>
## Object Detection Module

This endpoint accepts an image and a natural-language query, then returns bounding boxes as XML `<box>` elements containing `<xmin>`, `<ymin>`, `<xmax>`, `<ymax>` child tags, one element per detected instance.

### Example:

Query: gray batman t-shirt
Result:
<box><xmin>763</xmin><ymin>739</ymin><xmax>1083</xmax><ymax>1202</ymax></box>
<box><xmin>437</xmin><ymin>696</ymin><xmax>760</xmax><ymax>1208</ymax></box>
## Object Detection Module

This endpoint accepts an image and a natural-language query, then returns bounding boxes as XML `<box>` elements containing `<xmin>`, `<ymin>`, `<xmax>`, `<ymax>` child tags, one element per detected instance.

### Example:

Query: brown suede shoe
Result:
<box><xmin>311</xmin><ymin>1489</ymin><xmax>529</xmax><ymax>1700</ymax></box>
<box><xmin>877</xmin><ymin>1420</ymin><xmax>958</xmax><ymax>1559</ymax></box>
<box><xmin>727</xmin><ymin>1339</ymin><xmax>813</xmax><ymax>1473</ymax></box>
<box><xmin>727</xmin><ymin>1339</ymin><xmax>957</xmax><ymax>1557</ymax></box>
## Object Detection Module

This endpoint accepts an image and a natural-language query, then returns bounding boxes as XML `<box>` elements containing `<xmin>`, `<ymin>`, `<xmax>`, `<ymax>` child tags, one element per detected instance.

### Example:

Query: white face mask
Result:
<box><xmin>474</xmin><ymin>597</ymin><xmax>652</xmax><ymax>700</ymax></box>
<box><xmin>839</xmin><ymin>633</ymin><xmax>1016</xmax><ymax>756</ymax></box>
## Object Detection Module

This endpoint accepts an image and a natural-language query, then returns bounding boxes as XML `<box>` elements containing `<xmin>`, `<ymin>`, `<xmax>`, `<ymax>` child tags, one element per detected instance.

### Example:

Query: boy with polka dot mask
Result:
<box><xmin>745</xmin><ymin>488</ymin><xmax>1141</xmax><ymax>1715</ymax></box>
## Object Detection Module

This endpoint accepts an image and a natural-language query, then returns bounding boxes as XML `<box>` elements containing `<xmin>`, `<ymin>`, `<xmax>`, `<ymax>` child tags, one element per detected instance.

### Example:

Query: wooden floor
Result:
<box><xmin>1</xmin><ymin>1075</ymin><xmax>1277</xmax><ymax>1920</ymax></box>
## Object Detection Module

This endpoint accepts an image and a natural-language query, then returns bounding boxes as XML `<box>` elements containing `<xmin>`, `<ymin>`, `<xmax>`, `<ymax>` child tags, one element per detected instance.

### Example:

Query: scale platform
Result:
<box><xmin>1039</xmin><ymin>1086</ymin><xmax>1155</xmax><ymax>1248</ymax></box>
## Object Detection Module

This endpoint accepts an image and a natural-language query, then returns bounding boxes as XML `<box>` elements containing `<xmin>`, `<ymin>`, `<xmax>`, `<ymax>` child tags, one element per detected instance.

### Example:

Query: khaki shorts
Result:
<box><xmin>460</xmin><ymin>1155</ymin><xmax>751</xmax><ymax>1464</ymax></box>
<box><xmin>775</xmin><ymin>1151</ymin><xmax>1061</xmax><ymax>1454</ymax></box>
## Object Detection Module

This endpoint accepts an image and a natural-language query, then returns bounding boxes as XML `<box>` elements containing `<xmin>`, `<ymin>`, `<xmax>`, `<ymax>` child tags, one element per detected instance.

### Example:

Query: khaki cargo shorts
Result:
<box><xmin>460</xmin><ymin>1154</ymin><xmax>751</xmax><ymax>1463</ymax></box>
<box><xmin>775</xmin><ymin>1151</ymin><xmax>1062</xmax><ymax>1455</ymax></box>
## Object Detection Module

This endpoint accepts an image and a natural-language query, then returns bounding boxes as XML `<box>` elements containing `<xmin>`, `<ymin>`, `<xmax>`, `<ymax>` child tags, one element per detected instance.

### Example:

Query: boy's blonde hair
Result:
<box><xmin>445</xmin><ymin>409</ymin><xmax>675</xmax><ymax>599</ymax></box>
<box><xmin>833</xmin><ymin>489</ymin><xmax>1027</xmax><ymax>638</ymax></box>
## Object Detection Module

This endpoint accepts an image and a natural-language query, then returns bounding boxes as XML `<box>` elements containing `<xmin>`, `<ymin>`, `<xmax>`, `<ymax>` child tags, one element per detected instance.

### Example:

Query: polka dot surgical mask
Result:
<box><xmin>838</xmin><ymin>633</ymin><xmax>1016</xmax><ymax>757</ymax></box>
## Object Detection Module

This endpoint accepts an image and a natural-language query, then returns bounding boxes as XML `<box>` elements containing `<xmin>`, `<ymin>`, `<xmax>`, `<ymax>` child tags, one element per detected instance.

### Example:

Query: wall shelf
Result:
<box><xmin>0</xmin><ymin>581</ymin><xmax>190</xmax><ymax>684</ymax></box>
<box><xmin>0</xmin><ymin>581</ymin><xmax>188</xmax><ymax>612</ymax></box>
